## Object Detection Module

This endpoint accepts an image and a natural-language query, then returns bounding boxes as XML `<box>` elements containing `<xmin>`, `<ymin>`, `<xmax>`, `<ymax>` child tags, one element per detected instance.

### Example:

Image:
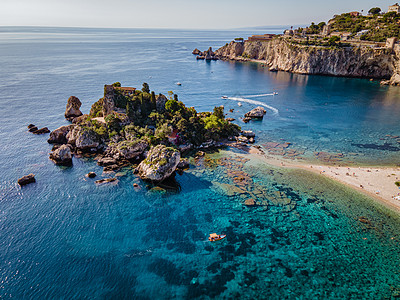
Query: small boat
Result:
<box><xmin>208</xmin><ymin>233</ymin><xmax>226</xmax><ymax>242</ymax></box>
<box><xmin>273</xmin><ymin>92</ymin><xmax>278</xmax><ymax>95</ymax></box>
<box><xmin>221</xmin><ymin>95</ymin><xmax>228</xmax><ymax>99</ymax></box>
<box><xmin>176</xmin><ymin>82</ymin><xmax>182</xmax><ymax>86</ymax></box>
<box><xmin>238</xmin><ymin>102</ymin><xmax>242</xmax><ymax>107</ymax></box>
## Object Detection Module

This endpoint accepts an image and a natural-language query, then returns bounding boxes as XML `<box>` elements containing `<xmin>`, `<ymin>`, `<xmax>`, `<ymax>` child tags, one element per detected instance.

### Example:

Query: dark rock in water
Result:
<box><xmin>48</xmin><ymin>125</ymin><xmax>75</xmax><ymax>144</ymax></box>
<box><xmin>27</xmin><ymin>124</ymin><xmax>35</xmax><ymax>129</ymax></box>
<box><xmin>32</xmin><ymin>127</ymin><xmax>50</xmax><ymax>134</ymax></box>
<box><xmin>18</xmin><ymin>173</ymin><xmax>36</xmax><ymax>186</ymax></box>
<box><xmin>177</xmin><ymin>158</ymin><xmax>189</xmax><ymax>170</ymax></box>
<box><xmin>49</xmin><ymin>144</ymin><xmax>73</xmax><ymax>166</ymax></box>
<box><xmin>248</xmin><ymin>137</ymin><xmax>255</xmax><ymax>143</ymax></box>
<box><xmin>244</xmin><ymin>107</ymin><xmax>266</xmax><ymax>119</ymax></box>
<box><xmin>95</xmin><ymin>178</ymin><xmax>117</xmax><ymax>185</ymax></box>
<box><xmin>136</xmin><ymin>145</ymin><xmax>180</xmax><ymax>182</ymax></box>
<box><xmin>97</xmin><ymin>157</ymin><xmax>117</xmax><ymax>166</ymax></box>
<box><xmin>65</xmin><ymin>96</ymin><xmax>83</xmax><ymax>121</ymax></box>
<box><xmin>192</xmin><ymin>48</ymin><xmax>201</xmax><ymax>55</ymax></box>
<box><xmin>241</xmin><ymin>130</ymin><xmax>255</xmax><ymax>138</ymax></box>
<box><xmin>226</xmin><ymin>118</ymin><xmax>235</xmax><ymax>122</ymax></box>
<box><xmin>243</xmin><ymin>117</ymin><xmax>252</xmax><ymax>123</ymax></box>
<box><xmin>196</xmin><ymin>55</ymin><xmax>205</xmax><ymax>60</ymax></box>
<box><xmin>86</xmin><ymin>172</ymin><xmax>96</xmax><ymax>178</ymax></box>
<box><xmin>28</xmin><ymin>126</ymin><xmax>38</xmax><ymax>132</ymax></box>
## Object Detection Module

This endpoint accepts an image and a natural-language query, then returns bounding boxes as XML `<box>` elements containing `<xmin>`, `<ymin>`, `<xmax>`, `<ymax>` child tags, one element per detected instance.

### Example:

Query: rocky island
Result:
<box><xmin>196</xmin><ymin>4</ymin><xmax>400</xmax><ymax>85</ymax></box>
<box><xmin>46</xmin><ymin>82</ymin><xmax>247</xmax><ymax>184</ymax></box>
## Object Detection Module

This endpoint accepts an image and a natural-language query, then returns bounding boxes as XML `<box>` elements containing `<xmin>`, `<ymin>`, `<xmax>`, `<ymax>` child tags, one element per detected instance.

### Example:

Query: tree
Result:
<box><xmin>112</xmin><ymin>82</ymin><xmax>121</xmax><ymax>87</ymax></box>
<box><xmin>142</xmin><ymin>82</ymin><xmax>150</xmax><ymax>93</ymax></box>
<box><xmin>368</xmin><ymin>7</ymin><xmax>381</xmax><ymax>15</ymax></box>
<box><xmin>213</xmin><ymin>106</ymin><xmax>225</xmax><ymax>119</ymax></box>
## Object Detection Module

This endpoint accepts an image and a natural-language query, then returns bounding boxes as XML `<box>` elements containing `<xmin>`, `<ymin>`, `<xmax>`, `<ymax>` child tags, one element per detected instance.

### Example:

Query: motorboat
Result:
<box><xmin>221</xmin><ymin>95</ymin><xmax>228</xmax><ymax>99</ymax></box>
<box><xmin>208</xmin><ymin>233</ymin><xmax>226</xmax><ymax>242</ymax></box>
<box><xmin>238</xmin><ymin>102</ymin><xmax>242</xmax><ymax>107</ymax></box>
<box><xmin>176</xmin><ymin>82</ymin><xmax>182</xmax><ymax>86</ymax></box>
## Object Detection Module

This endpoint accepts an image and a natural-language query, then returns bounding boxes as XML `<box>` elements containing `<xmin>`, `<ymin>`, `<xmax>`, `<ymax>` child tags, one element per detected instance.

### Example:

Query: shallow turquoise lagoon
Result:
<box><xmin>1</xmin><ymin>27</ymin><xmax>400</xmax><ymax>299</ymax></box>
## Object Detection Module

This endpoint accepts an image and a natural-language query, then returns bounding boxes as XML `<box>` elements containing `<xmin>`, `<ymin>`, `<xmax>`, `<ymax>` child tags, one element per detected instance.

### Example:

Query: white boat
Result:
<box><xmin>176</xmin><ymin>82</ymin><xmax>182</xmax><ymax>86</ymax></box>
<box><xmin>238</xmin><ymin>102</ymin><xmax>242</xmax><ymax>107</ymax></box>
<box><xmin>221</xmin><ymin>95</ymin><xmax>228</xmax><ymax>99</ymax></box>
<box><xmin>273</xmin><ymin>92</ymin><xmax>278</xmax><ymax>95</ymax></box>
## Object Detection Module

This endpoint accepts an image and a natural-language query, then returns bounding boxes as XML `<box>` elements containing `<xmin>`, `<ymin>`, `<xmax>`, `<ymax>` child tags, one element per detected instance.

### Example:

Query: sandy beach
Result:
<box><xmin>249</xmin><ymin>146</ymin><xmax>400</xmax><ymax>213</ymax></box>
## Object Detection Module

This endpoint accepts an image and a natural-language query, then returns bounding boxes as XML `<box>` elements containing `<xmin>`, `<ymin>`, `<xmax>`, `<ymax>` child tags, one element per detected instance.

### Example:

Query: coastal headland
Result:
<box><xmin>197</xmin><ymin>5</ymin><xmax>400</xmax><ymax>85</ymax></box>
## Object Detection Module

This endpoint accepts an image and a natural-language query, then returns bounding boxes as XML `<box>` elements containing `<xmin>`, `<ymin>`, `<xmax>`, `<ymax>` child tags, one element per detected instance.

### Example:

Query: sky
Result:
<box><xmin>0</xmin><ymin>0</ymin><xmax>396</xmax><ymax>29</ymax></box>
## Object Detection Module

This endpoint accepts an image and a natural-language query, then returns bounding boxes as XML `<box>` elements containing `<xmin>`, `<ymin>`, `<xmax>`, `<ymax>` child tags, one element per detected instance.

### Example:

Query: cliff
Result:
<box><xmin>215</xmin><ymin>38</ymin><xmax>398</xmax><ymax>80</ymax></box>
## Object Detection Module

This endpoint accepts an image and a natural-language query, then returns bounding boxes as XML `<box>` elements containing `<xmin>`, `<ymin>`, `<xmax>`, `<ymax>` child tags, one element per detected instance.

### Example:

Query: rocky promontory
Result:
<box><xmin>214</xmin><ymin>38</ymin><xmax>397</xmax><ymax>81</ymax></box>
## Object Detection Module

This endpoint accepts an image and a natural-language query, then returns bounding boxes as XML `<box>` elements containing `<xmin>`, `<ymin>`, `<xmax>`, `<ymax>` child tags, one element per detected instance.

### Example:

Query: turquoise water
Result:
<box><xmin>1</xmin><ymin>27</ymin><xmax>400</xmax><ymax>298</ymax></box>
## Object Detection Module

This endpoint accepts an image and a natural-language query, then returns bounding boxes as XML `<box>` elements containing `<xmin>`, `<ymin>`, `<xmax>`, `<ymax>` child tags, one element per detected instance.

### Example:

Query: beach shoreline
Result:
<box><xmin>247</xmin><ymin>146</ymin><xmax>400</xmax><ymax>213</ymax></box>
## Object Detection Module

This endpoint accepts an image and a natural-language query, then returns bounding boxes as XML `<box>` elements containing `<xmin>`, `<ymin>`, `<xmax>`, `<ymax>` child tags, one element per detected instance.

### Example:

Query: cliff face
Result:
<box><xmin>215</xmin><ymin>39</ymin><xmax>396</xmax><ymax>79</ymax></box>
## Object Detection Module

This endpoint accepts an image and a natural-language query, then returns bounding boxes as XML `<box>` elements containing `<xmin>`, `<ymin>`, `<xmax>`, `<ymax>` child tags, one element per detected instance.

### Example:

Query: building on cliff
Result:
<box><xmin>248</xmin><ymin>34</ymin><xmax>276</xmax><ymax>42</ymax></box>
<box><xmin>349</xmin><ymin>11</ymin><xmax>361</xmax><ymax>17</ymax></box>
<box><xmin>388</xmin><ymin>3</ymin><xmax>400</xmax><ymax>13</ymax></box>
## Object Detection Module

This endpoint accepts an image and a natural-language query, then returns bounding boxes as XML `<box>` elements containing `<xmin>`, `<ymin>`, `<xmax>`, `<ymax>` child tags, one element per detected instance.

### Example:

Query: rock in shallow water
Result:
<box><xmin>49</xmin><ymin>144</ymin><xmax>73</xmax><ymax>166</ymax></box>
<box><xmin>244</xmin><ymin>107</ymin><xmax>266</xmax><ymax>119</ymax></box>
<box><xmin>65</xmin><ymin>96</ymin><xmax>83</xmax><ymax>121</ymax></box>
<box><xmin>136</xmin><ymin>145</ymin><xmax>180</xmax><ymax>182</ymax></box>
<box><xmin>18</xmin><ymin>173</ymin><xmax>36</xmax><ymax>186</ymax></box>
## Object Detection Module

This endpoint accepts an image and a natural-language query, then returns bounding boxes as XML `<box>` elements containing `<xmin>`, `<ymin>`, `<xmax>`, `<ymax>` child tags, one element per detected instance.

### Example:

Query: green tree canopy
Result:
<box><xmin>368</xmin><ymin>7</ymin><xmax>381</xmax><ymax>15</ymax></box>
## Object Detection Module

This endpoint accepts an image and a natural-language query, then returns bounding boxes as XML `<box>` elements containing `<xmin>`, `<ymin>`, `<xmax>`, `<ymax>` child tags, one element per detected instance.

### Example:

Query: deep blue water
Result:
<box><xmin>1</xmin><ymin>27</ymin><xmax>400</xmax><ymax>299</ymax></box>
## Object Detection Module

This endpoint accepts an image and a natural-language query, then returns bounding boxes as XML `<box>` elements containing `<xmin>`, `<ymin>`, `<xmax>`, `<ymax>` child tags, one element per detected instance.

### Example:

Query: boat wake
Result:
<box><xmin>243</xmin><ymin>93</ymin><xmax>277</xmax><ymax>98</ymax></box>
<box><xmin>226</xmin><ymin>96</ymin><xmax>279</xmax><ymax>116</ymax></box>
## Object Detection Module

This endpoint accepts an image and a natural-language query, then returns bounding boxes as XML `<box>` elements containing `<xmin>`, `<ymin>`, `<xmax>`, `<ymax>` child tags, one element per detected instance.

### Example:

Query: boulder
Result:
<box><xmin>192</xmin><ymin>48</ymin><xmax>201</xmax><ymax>55</ymax></box>
<box><xmin>244</xmin><ymin>106</ymin><xmax>266</xmax><ymax>119</ymax></box>
<box><xmin>243</xmin><ymin>117</ymin><xmax>252</xmax><ymax>123</ymax></box>
<box><xmin>136</xmin><ymin>145</ymin><xmax>181</xmax><ymax>182</ymax></box>
<box><xmin>32</xmin><ymin>127</ymin><xmax>50</xmax><ymax>134</ymax></box>
<box><xmin>48</xmin><ymin>125</ymin><xmax>75</xmax><ymax>144</ymax></box>
<box><xmin>226</xmin><ymin>118</ymin><xmax>236</xmax><ymax>122</ymax></box>
<box><xmin>28</xmin><ymin>126</ymin><xmax>38</xmax><ymax>132</ymax></box>
<box><xmin>97</xmin><ymin>157</ymin><xmax>117</xmax><ymax>166</ymax></box>
<box><xmin>27</xmin><ymin>124</ymin><xmax>36</xmax><ymax>129</ymax></box>
<box><xmin>18</xmin><ymin>173</ymin><xmax>36</xmax><ymax>186</ymax></box>
<box><xmin>86</xmin><ymin>172</ymin><xmax>97</xmax><ymax>178</ymax></box>
<box><xmin>177</xmin><ymin>158</ymin><xmax>189</xmax><ymax>170</ymax></box>
<box><xmin>241</xmin><ymin>130</ymin><xmax>255</xmax><ymax>138</ymax></box>
<box><xmin>95</xmin><ymin>178</ymin><xmax>117</xmax><ymax>185</ymax></box>
<box><xmin>75</xmin><ymin>128</ymin><xmax>100</xmax><ymax>151</ymax></box>
<box><xmin>116</xmin><ymin>140</ymin><xmax>148</xmax><ymax>160</ymax></box>
<box><xmin>49</xmin><ymin>144</ymin><xmax>73</xmax><ymax>166</ymax></box>
<box><xmin>156</xmin><ymin>94</ymin><xmax>168</xmax><ymax>113</ymax></box>
<box><xmin>65</xmin><ymin>96</ymin><xmax>83</xmax><ymax>120</ymax></box>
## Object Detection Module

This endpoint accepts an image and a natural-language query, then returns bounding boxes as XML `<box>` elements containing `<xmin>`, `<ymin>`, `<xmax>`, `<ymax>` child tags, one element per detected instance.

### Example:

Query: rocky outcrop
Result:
<box><xmin>194</xmin><ymin>47</ymin><xmax>218</xmax><ymax>60</ymax></box>
<box><xmin>245</xmin><ymin>107</ymin><xmax>266</xmax><ymax>118</ymax></box>
<box><xmin>215</xmin><ymin>38</ymin><xmax>395</xmax><ymax>79</ymax></box>
<box><xmin>65</xmin><ymin>96</ymin><xmax>83</xmax><ymax>121</ymax></box>
<box><xmin>86</xmin><ymin>172</ymin><xmax>97</xmax><ymax>178</ymax></box>
<box><xmin>115</xmin><ymin>140</ymin><xmax>148</xmax><ymax>160</ymax></box>
<box><xmin>49</xmin><ymin>144</ymin><xmax>73</xmax><ymax>166</ymax></box>
<box><xmin>48</xmin><ymin>125</ymin><xmax>75</xmax><ymax>144</ymax></box>
<box><xmin>18</xmin><ymin>174</ymin><xmax>36</xmax><ymax>186</ymax></box>
<box><xmin>156</xmin><ymin>94</ymin><xmax>168</xmax><ymax>113</ymax></box>
<box><xmin>66</xmin><ymin>127</ymin><xmax>101</xmax><ymax>151</ymax></box>
<box><xmin>192</xmin><ymin>48</ymin><xmax>201</xmax><ymax>55</ymax></box>
<box><xmin>33</xmin><ymin>127</ymin><xmax>50</xmax><ymax>134</ymax></box>
<box><xmin>136</xmin><ymin>145</ymin><xmax>180</xmax><ymax>182</ymax></box>
<box><xmin>75</xmin><ymin>129</ymin><xmax>100</xmax><ymax>151</ymax></box>
<box><xmin>28</xmin><ymin>124</ymin><xmax>50</xmax><ymax>134</ymax></box>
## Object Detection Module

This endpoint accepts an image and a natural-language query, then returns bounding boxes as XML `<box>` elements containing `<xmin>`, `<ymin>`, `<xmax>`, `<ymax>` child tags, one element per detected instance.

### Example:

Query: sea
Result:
<box><xmin>1</xmin><ymin>26</ymin><xmax>400</xmax><ymax>299</ymax></box>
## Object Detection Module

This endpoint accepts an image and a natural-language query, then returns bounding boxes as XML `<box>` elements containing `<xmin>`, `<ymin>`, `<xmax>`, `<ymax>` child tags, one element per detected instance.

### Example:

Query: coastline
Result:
<box><xmin>247</xmin><ymin>146</ymin><xmax>400</xmax><ymax>214</ymax></box>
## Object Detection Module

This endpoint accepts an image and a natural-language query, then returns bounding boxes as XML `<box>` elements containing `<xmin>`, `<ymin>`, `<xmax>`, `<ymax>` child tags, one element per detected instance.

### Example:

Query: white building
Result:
<box><xmin>388</xmin><ymin>3</ymin><xmax>400</xmax><ymax>13</ymax></box>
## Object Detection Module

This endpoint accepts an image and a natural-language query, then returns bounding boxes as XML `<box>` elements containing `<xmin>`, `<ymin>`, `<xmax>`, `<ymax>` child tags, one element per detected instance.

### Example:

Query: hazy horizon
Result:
<box><xmin>0</xmin><ymin>0</ymin><xmax>396</xmax><ymax>30</ymax></box>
